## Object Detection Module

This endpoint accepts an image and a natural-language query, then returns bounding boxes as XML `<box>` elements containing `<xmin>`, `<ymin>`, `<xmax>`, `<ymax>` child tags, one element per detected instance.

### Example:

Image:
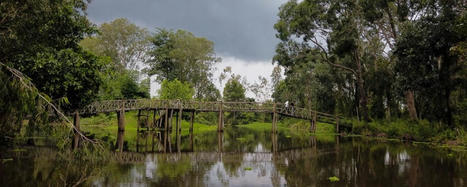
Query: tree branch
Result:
<box><xmin>310</xmin><ymin>37</ymin><xmax>357</xmax><ymax>75</ymax></box>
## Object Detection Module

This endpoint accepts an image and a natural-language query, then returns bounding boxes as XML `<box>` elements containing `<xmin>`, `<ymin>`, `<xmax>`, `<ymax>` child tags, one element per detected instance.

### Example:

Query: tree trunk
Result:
<box><xmin>356</xmin><ymin>51</ymin><xmax>369</xmax><ymax>121</ymax></box>
<box><xmin>405</xmin><ymin>90</ymin><xmax>418</xmax><ymax>121</ymax></box>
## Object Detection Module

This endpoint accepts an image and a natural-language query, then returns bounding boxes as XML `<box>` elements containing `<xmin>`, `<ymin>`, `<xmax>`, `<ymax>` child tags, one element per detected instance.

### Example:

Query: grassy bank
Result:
<box><xmin>79</xmin><ymin>112</ymin><xmax>338</xmax><ymax>148</ymax></box>
<box><xmin>343</xmin><ymin>118</ymin><xmax>467</xmax><ymax>148</ymax></box>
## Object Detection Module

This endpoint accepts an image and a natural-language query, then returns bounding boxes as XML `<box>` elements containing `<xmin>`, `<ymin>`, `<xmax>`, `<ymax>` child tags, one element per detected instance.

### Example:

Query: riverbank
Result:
<box><xmin>79</xmin><ymin>111</ymin><xmax>338</xmax><ymax>149</ymax></box>
<box><xmin>79</xmin><ymin>112</ymin><xmax>467</xmax><ymax>151</ymax></box>
<box><xmin>343</xmin><ymin>119</ymin><xmax>467</xmax><ymax>150</ymax></box>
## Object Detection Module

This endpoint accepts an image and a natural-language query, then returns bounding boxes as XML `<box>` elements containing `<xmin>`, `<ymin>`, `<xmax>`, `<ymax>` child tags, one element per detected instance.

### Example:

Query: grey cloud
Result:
<box><xmin>86</xmin><ymin>0</ymin><xmax>287</xmax><ymax>61</ymax></box>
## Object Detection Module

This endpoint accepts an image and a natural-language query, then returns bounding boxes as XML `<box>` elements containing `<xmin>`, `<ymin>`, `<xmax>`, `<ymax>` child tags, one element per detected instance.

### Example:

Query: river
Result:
<box><xmin>1</xmin><ymin>126</ymin><xmax>466</xmax><ymax>186</ymax></box>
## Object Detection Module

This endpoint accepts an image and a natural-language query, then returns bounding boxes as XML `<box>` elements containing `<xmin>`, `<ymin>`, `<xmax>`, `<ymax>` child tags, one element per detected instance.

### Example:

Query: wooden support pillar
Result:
<box><xmin>137</xmin><ymin>109</ymin><xmax>141</xmax><ymax>132</ymax></box>
<box><xmin>335</xmin><ymin>114</ymin><xmax>339</xmax><ymax>134</ymax></box>
<box><xmin>169</xmin><ymin>109</ymin><xmax>174</xmax><ymax>132</ymax></box>
<box><xmin>190</xmin><ymin>111</ymin><xmax>195</xmax><ymax>132</ymax></box>
<box><xmin>309</xmin><ymin>119</ymin><xmax>315</xmax><ymax>133</ymax></box>
<box><xmin>272</xmin><ymin>132</ymin><xmax>278</xmax><ymax>153</ymax></box>
<box><xmin>151</xmin><ymin>131</ymin><xmax>155</xmax><ymax>152</ymax></box>
<box><xmin>189</xmin><ymin>130</ymin><xmax>194</xmax><ymax>152</ymax></box>
<box><xmin>164</xmin><ymin>107</ymin><xmax>168</xmax><ymax>153</ymax></box>
<box><xmin>176</xmin><ymin>104</ymin><xmax>182</xmax><ymax>153</ymax></box>
<box><xmin>117</xmin><ymin>108</ymin><xmax>125</xmax><ymax>152</ymax></box>
<box><xmin>72</xmin><ymin>111</ymin><xmax>80</xmax><ymax>150</ymax></box>
<box><xmin>178</xmin><ymin>105</ymin><xmax>183</xmax><ymax>133</ymax></box>
<box><xmin>313</xmin><ymin>111</ymin><xmax>317</xmax><ymax>132</ymax></box>
<box><xmin>272</xmin><ymin>103</ymin><xmax>277</xmax><ymax>133</ymax></box>
<box><xmin>152</xmin><ymin>110</ymin><xmax>157</xmax><ymax>129</ymax></box>
<box><xmin>217</xmin><ymin>132</ymin><xmax>223</xmax><ymax>153</ymax></box>
<box><xmin>309</xmin><ymin>109</ymin><xmax>314</xmax><ymax>133</ymax></box>
<box><xmin>175</xmin><ymin>111</ymin><xmax>179</xmax><ymax>139</ymax></box>
<box><xmin>218</xmin><ymin>101</ymin><xmax>223</xmax><ymax>132</ymax></box>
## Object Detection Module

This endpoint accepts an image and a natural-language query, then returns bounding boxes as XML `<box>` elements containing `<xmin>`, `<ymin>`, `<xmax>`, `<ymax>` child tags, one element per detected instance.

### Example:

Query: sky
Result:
<box><xmin>86</xmin><ymin>0</ymin><xmax>287</xmax><ymax>98</ymax></box>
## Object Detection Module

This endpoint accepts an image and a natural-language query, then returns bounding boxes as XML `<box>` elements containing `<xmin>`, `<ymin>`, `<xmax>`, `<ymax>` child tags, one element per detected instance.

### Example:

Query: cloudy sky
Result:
<box><xmin>86</xmin><ymin>0</ymin><xmax>287</xmax><ymax>98</ymax></box>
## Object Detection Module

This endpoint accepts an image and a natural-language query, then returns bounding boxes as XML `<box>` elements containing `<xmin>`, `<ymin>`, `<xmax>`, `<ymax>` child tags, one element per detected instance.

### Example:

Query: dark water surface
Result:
<box><xmin>1</xmin><ymin>127</ymin><xmax>466</xmax><ymax>186</ymax></box>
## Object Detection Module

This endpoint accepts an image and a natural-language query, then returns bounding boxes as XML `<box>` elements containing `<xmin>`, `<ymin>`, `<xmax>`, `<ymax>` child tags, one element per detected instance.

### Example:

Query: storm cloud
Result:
<box><xmin>86</xmin><ymin>0</ymin><xmax>287</xmax><ymax>61</ymax></box>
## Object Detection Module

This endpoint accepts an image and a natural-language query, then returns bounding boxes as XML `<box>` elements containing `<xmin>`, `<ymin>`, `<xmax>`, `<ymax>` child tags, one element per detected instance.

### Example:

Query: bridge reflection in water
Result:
<box><xmin>73</xmin><ymin>99</ymin><xmax>343</xmax><ymax>151</ymax></box>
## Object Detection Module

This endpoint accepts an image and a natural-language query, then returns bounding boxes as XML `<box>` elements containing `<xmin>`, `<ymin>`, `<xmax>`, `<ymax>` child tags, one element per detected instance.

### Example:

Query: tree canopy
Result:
<box><xmin>1</xmin><ymin>0</ymin><xmax>106</xmax><ymax>111</ymax></box>
<box><xmin>223</xmin><ymin>76</ymin><xmax>246</xmax><ymax>102</ymax></box>
<box><xmin>273</xmin><ymin>0</ymin><xmax>466</xmax><ymax>127</ymax></box>
<box><xmin>158</xmin><ymin>79</ymin><xmax>195</xmax><ymax>100</ymax></box>
<box><xmin>80</xmin><ymin>18</ymin><xmax>150</xmax><ymax>100</ymax></box>
<box><xmin>80</xmin><ymin>18</ymin><xmax>150</xmax><ymax>70</ymax></box>
<box><xmin>146</xmin><ymin>29</ymin><xmax>221</xmax><ymax>100</ymax></box>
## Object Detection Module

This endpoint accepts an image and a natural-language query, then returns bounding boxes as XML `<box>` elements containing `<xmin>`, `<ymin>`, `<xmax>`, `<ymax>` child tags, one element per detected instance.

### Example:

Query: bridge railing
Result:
<box><xmin>78</xmin><ymin>99</ymin><xmax>343</xmax><ymax>122</ymax></box>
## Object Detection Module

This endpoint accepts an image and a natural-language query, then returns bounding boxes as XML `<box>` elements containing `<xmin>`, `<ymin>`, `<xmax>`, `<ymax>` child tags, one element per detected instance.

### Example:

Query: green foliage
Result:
<box><xmin>0</xmin><ymin>0</ymin><xmax>107</xmax><ymax>143</ymax></box>
<box><xmin>0</xmin><ymin>66</ymin><xmax>47</xmax><ymax>143</ymax></box>
<box><xmin>1</xmin><ymin>0</ymin><xmax>105</xmax><ymax>111</ymax></box>
<box><xmin>146</xmin><ymin>29</ymin><xmax>220</xmax><ymax>100</ymax></box>
<box><xmin>28</xmin><ymin>49</ymin><xmax>106</xmax><ymax>110</ymax></box>
<box><xmin>97</xmin><ymin>70</ymin><xmax>149</xmax><ymax>100</ymax></box>
<box><xmin>223</xmin><ymin>76</ymin><xmax>246</xmax><ymax>102</ymax></box>
<box><xmin>80</xmin><ymin>18</ymin><xmax>150</xmax><ymax>70</ymax></box>
<box><xmin>158</xmin><ymin>79</ymin><xmax>194</xmax><ymax>100</ymax></box>
<box><xmin>80</xmin><ymin>18</ymin><xmax>151</xmax><ymax>100</ymax></box>
<box><xmin>273</xmin><ymin>0</ymin><xmax>466</xmax><ymax>132</ymax></box>
<box><xmin>394</xmin><ymin>7</ymin><xmax>466</xmax><ymax>126</ymax></box>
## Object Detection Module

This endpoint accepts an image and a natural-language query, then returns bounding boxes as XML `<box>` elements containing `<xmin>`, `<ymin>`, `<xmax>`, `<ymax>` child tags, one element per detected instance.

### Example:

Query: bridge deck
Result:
<box><xmin>79</xmin><ymin>99</ymin><xmax>341</xmax><ymax>122</ymax></box>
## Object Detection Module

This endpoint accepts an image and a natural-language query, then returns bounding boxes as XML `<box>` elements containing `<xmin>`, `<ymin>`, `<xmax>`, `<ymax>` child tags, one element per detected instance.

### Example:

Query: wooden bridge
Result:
<box><xmin>72</xmin><ymin>99</ymin><xmax>342</xmax><ymax>151</ymax></box>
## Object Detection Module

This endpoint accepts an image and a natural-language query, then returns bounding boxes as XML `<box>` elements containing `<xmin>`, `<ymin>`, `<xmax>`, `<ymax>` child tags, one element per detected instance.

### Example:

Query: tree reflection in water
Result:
<box><xmin>1</xmin><ymin>127</ymin><xmax>466</xmax><ymax>186</ymax></box>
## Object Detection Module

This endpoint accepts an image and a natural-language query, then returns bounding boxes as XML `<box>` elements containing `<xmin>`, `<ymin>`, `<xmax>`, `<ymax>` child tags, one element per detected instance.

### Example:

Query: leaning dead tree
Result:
<box><xmin>0</xmin><ymin>62</ymin><xmax>99</xmax><ymax>148</ymax></box>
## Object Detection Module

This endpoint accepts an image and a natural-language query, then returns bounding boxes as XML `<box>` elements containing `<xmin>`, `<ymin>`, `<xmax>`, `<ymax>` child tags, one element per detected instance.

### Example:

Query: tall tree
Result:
<box><xmin>80</xmin><ymin>18</ymin><xmax>150</xmax><ymax>100</ymax></box>
<box><xmin>394</xmin><ymin>1</ymin><xmax>466</xmax><ymax>126</ymax></box>
<box><xmin>146</xmin><ymin>29</ymin><xmax>221</xmax><ymax>100</ymax></box>
<box><xmin>223</xmin><ymin>76</ymin><xmax>246</xmax><ymax>102</ymax></box>
<box><xmin>80</xmin><ymin>18</ymin><xmax>150</xmax><ymax>70</ymax></box>
<box><xmin>274</xmin><ymin>0</ymin><xmax>372</xmax><ymax>120</ymax></box>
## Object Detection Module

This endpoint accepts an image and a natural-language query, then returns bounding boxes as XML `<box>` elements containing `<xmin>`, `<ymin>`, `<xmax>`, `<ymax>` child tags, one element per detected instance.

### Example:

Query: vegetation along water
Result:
<box><xmin>0</xmin><ymin>0</ymin><xmax>466</xmax><ymax>186</ymax></box>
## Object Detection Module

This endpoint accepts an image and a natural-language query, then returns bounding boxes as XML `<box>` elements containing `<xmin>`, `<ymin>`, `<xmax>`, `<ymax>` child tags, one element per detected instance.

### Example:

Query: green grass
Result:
<box><xmin>80</xmin><ymin>112</ymin><xmax>338</xmax><ymax>149</ymax></box>
<box><xmin>347</xmin><ymin>118</ymin><xmax>467</xmax><ymax>147</ymax></box>
<box><xmin>236</xmin><ymin>121</ymin><xmax>336</xmax><ymax>134</ymax></box>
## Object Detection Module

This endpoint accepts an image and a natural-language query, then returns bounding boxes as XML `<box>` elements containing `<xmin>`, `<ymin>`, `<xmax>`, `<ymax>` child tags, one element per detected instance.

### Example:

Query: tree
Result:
<box><xmin>0</xmin><ymin>0</ymin><xmax>105</xmax><ymax>141</ymax></box>
<box><xmin>394</xmin><ymin>2</ymin><xmax>466</xmax><ymax>126</ymax></box>
<box><xmin>120</xmin><ymin>71</ymin><xmax>150</xmax><ymax>99</ymax></box>
<box><xmin>79</xmin><ymin>18</ymin><xmax>151</xmax><ymax>100</ymax></box>
<box><xmin>80</xmin><ymin>18</ymin><xmax>150</xmax><ymax>70</ymax></box>
<box><xmin>146</xmin><ymin>29</ymin><xmax>221</xmax><ymax>100</ymax></box>
<box><xmin>0</xmin><ymin>0</ymin><xmax>105</xmax><ymax>111</ymax></box>
<box><xmin>270</xmin><ymin>65</ymin><xmax>283</xmax><ymax>92</ymax></box>
<box><xmin>158</xmin><ymin>79</ymin><xmax>194</xmax><ymax>100</ymax></box>
<box><xmin>223</xmin><ymin>76</ymin><xmax>246</xmax><ymax>102</ymax></box>
<box><xmin>274</xmin><ymin>0</ymin><xmax>372</xmax><ymax>121</ymax></box>
<box><xmin>249</xmin><ymin>76</ymin><xmax>271</xmax><ymax>102</ymax></box>
<box><xmin>223</xmin><ymin>76</ymin><xmax>247</xmax><ymax>125</ymax></box>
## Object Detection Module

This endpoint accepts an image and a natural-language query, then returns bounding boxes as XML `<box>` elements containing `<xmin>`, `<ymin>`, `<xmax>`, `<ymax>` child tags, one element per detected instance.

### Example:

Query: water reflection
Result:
<box><xmin>1</xmin><ymin>127</ymin><xmax>466</xmax><ymax>186</ymax></box>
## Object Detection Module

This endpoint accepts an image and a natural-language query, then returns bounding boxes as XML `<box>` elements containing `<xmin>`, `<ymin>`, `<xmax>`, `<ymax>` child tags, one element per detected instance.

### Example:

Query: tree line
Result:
<box><xmin>272</xmin><ymin>0</ymin><xmax>466</xmax><ymax>130</ymax></box>
<box><xmin>0</xmin><ymin>0</ymin><xmax>465</xmax><ymax>143</ymax></box>
<box><xmin>0</xmin><ymin>0</ymin><xmax>263</xmax><ymax>141</ymax></box>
